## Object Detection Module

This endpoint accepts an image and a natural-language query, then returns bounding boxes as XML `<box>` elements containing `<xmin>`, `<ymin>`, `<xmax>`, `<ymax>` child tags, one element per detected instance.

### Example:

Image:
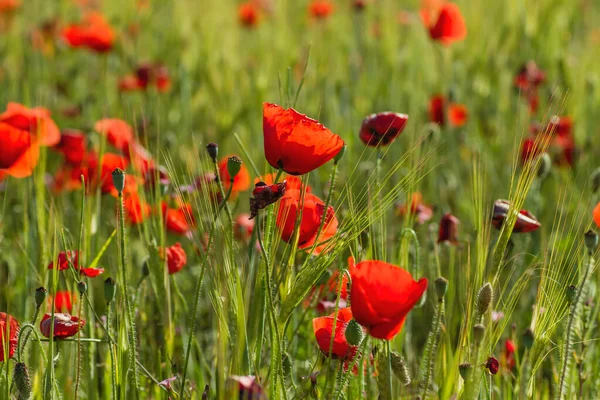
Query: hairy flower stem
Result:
<box><xmin>421</xmin><ymin>299</ymin><xmax>444</xmax><ymax>399</ymax></box>
<box><xmin>386</xmin><ymin>341</ymin><xmax>394</xmax><ymax>400</ymax></box>
<box><xmin>107</xmin><ymin>304</ymin><xmax>118</xmax><ymax>400</ymax></box>
<box><xmin>557</xmin><ymin>251</ymin><xmax>594</xmax><ymax>399</ymax></box>
<box><xmin>117</xmin><ymin>192</ymin><xmax>139</xmax><ymax>397</ymax></box>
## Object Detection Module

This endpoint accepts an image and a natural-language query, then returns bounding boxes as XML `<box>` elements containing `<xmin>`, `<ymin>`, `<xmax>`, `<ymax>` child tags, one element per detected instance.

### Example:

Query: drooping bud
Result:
<box><xmin>584</xmin><ymin>230</ymin><xmax>598</xmax><ymax>253</ymax></box>
<box><xmin>35</xmin><ymin>287</ymin><xmax>47</xmax><ymax>308</ymax></box>
<box><xmin>566</xmin><ymin>284</ymin><xmax>577</xmax><ymax>304</ymax></box>
<box><xmin>485</xmin><ymin>356</ymin><xmax>499</xmax><ymax>375</ymax></box>
<box><xmin>206</xmin><ymin>142</ymin><xmax>219</xmax><ymax>162</ymax></box>
<box><xmin>473</xmin><ymin>324</ymin><xmax>485</xmax><ymax>345</ymax></box>
<box><xmin>536</xmin><ymin>152</ymin><xmax>552</xmax><ymax>180</ymax></box>
<box><xmin>226</xmin><ymin>156</ymin><xmax>243</xmax><ymax>181</ymax></box>
<box><xmin>14</xmin><ymin>362</ymin><xmax>32</xmax><ymax>400</ymax></box>
<box><xmin>111</xmin><ymin>168</ymin><xmax>125</xmax><ymax>194</ymax></box>
<box><xmin>334</xmin><ymin>144</ymin><xmax>347</xmax><ymax>163</ymax></box>
<box><xmin>104</xmin><ymin>277</ymin><xmax>116</xmax><ymax>304</ymax></box>
<box><xmin>459</xmin><ymin>362</ymin><xmax>472</xmax><ymax>380</ymax></box>
<box><xmin>476</xmin><ymin>283</ymin><xmax>493</xmax><ymax>316</ymax></box>
<box><xmin>390</xmin><ymin>351</ymin><xmax>411</xmax><ymax>386</ymax></box>
<box><xmin>77</xmin><ymin>281</ymin><xmax>87</xmax><ymax>296</ymax></box>
<box><xmin>344</xmin><ymin>319</ymin><xmax>364</xmax><ymax>346</ymax></box>
<box><xmin>590</xmin><ymin>167</ymin><xmax>600</xmax><ymax>194</ymax></box>
<box><xmin>522</xmin><ymin>328</ymin><xmax>534</xmax><ymax>350</ymax></box>
<box><xmin>434</xmin><ymin>277</ymin><xmax>448</xmax><ymax>302</ymax></box>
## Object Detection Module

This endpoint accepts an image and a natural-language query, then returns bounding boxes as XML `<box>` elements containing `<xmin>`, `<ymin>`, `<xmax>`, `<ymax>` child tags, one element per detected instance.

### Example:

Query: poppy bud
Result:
<box><xmin>536</xmin><ymin>152</ymin><xmax>552</xmax><ymax>180</ymax></box>
<box><xmin>104</xmin><ymin>277</ymin><xmax>116</xmax><ymax>304</ymax></box>
<box><xmin>590</xmin><ymin>167</ymin><xmax>600</xmax><ymax>194</ymax></box>
<box><xmin>566</xmin><ymin>284</ymin><xmax>577</xmax><ymax>304</ymax></box>
<box><xmin>434</xmin><ymin>277</ymin><xmax>448</xmax><ymax>302</ymax></box>
<box><xmin>438</xmin><ymin>213</ymin><xmax>460</xmax><ymax>244</ymax></box>
<box><xmin>14</xmin><ymin>362</ymin><xmax>32</xmax><ymax>400</ymax></box>
<box><xmin>476</xmin><ymin>283</ymin><xmax>493</xmax><ymax>316</ymax></box>
<box><xmin>459</xmin><ymin>362</ymin><xmax>472</xmax><ymax>380</ymax></box>
<box><xmin>390</xmin><ymin>351</ymin><xmax>411</xmax><ymax>386</ymax></box>
<box><xmin>111</xmin><ymin>168</ymin><xmax>125</xmax><ymax>194</ymax></box>
<box><xmin>344</xmin><ymin>319</ymin><xmax>364</xmax><ymax>346</ymax></box>
<box><xmin>522</xmin><ymin>328</ymin><xmax>534</xmax><ymax>350</ymax></box>
<box><xmin>77</xmin><ymin>281</ymin><xmax>87</xmax><ymax>296</ymax></box>
<box><xmin>334</xmin><ymin>144</ymin><xmax>346</xmax><ymax>163</ymax></box>
<box><xmin>473</xmin><ymin>324</ymin><xmax>485</xmax><ymax>345</ymax></box>
<box><xmin>584</xmin><ymin>230</ymin><xmax>598</xmax><ymax>252</ymax></box>
<box><xmin>35</xmin><ymin>287</ymin><xmax>47</xmax><ymax>308</ymax></box>
<box><xmin>226</xmin><ymin>156</ymin><xmax>243</xmax><ymax>181</ymax></box>
<box><xmin>206</xmin><ymin>142</ymin><xmax>219</xmax><ymax>162</ymax></box>
<box><xmin>485</xmin><ymin>356</ymin><xmax>499</xmax><ymax>375</ymax></box>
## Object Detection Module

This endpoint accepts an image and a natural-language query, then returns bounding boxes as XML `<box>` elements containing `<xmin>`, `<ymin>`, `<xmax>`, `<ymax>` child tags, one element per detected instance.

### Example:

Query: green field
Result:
<box><xmin>1</xmin><ymin>0</ymin><xmax>600</xmax><ymax>399</ymax></box>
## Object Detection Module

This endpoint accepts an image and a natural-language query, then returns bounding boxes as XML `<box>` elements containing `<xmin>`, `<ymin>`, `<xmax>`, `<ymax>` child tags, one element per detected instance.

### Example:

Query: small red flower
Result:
<box><xmin>124</xmin><ymin>192</ymin><xmax>151</xmax><ymax>224</ymax></box>
<box><xmin>40</xmin><ymin>313</ymin><xmax>85</xmax><ymax>338</ymax></box>
<box><xmin>0</xmin><ymin>312</ymin><xmax>19</xmax><ymax>363</ymax></box>
<box><xmin>48</xmin><ymin>250</ymin><xmax>79</xmax><ymax>271</ymax></box>
<box><xmin>54</xmin><ymin>130</ymin><xmax>87</xmax><ymax>165</ymax></box>
<box><xmin>51</xmin><ymin>291</ymin><xmax>74</xmax><ymax>313</ymax></box>
<box><xmin>79</xmin><ymin>267</ymin><xmax>104</xmax><ymax>277</ymax></box>
<box><xmin>486</xmin><ymin>356</ymin><xmax>500</xmax><ymax>375</ymax></box>
<box><xmin>162</xmin><ymin>202</ymin><xmax>194</xmax><ymax>235</ymax></box>
<box><xmin>229</xmin><ymin>376</ymin><xmax>265</xmax><ymax>399</ymax></box>
<box><xmin>162</xmin><ymin>243</ymin><xmax>187</xmax><ymax>275</ymax></box>
<box><xmin>491</xmin><ymin>199</ymin><xmax>541</xmax><ymax>234</ymax></box>
<box><xmin>593</xmin><ymin>202</ymin><xmax>600</xmax><ymax>229</ymax></box>
<box><xmin>276</xmin><ymin>189</ymin><xmax>338</xmax><ymax>254</ymax></box>
<box><xmin>62</xmin><ymin>12</ymin><xmax>115</xmax><ymax>52</ymax></box>
<box><xmin>349</xmin><ymin>257</ymin><xmax>427</xmax><ymax>340</ymax></box>
<box><xmin>218</xmin><ymin>155</ymin><xmax>251</xmax><ymax>195</ymax></box>
<box><xmin>504</xmin><ymin>339</ymin><xmax>516</xmax><ymax>369</ymax></box>
<box><xmin>263</xmin><ymin>102</ymin><xmax>345</xmax><ymax>175</ymax></box>
<box><xmin>397</xmin><ymin>192</ymin><xmax>434</xmax><ymax>225</ymax></box>
<box><xmin>0</xmin><ymin>0</ymin><xmax>20</xmax><ymax>13</ymax></box>
<box><xmin>239</xmin><ymin>2</ymin><xmax>260</xmax><ymax>27</ymax></box>
<box><xmin>94</xmin><ymin>118</ymin><xmax>134</xmax><ymax>152</ymax></box>
<box><xmin>312</xmin><ymin>308</ymin><xmax>358</xmax><ymax>359</ymax></box>
<box><xmin>309</xmin><ymin>0</ymin><xmax>334</xmax><ymax>19</ymax></box>
<box><xmin>438</xmin><ymin>213</ymin><xmax>459</xmax><ymax>244</ymax></box>
<box><xmin>359</xmin><ymin>112</ymin><xmax>408</xmax><ymax>146</ymax></box>
<box><xmin>423</xmin><ymin>2</ymin><xmax>467</xmax><ymax>45</ymax></box>
<box><xmin>514</xmin><ymin>61</ymin><xmax>545</xmax><ymax>113</ymax></box>
<box><xmin>448</xmin><ymin>103</ymin><xmax>468</xmax><ymax>127</ymax></box>
<box><xmin>249</xmin><ymin>180</ymin><xmax>287</xmax><ymax>219</ymax></box>
<box><xmin>521</xmin><ymin>117</ymin><xmax>575</xmax><ymax>167</ymax></box>
<box><xmin>429</xmin><ymin>95</ymin><xmax>445</xmax><ymax>125</ymax></box>
<box><xmin>119</xmin><ymin>63</ymin><xmax>171</xmax><ymax>92</ymax></box>
<box><xmin>428</xmin><ymin>96</ymin><xmax>467</xmax><ymax>127</ymax></box>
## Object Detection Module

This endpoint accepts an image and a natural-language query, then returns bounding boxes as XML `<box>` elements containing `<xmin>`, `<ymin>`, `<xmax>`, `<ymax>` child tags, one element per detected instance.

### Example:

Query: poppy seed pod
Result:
<box><xmin>111</xmin><ymin>168</ymin><xmax>125</xmax><ymax>194</ymax></box>
<box><xmin>476</xmin><ymin>283</ymin><xmax>493</xmax><ymax>316</ymax></box>
<box><xmin>584</xmin><ymin>230</ymin><xmax>598</xmax><ymax>252</ymax></box>
<box><xmin>566</xmin><ymin>285</ymin><xmax>577</xmax><ymax>304</ymax></box>
<box><xmin>104</xmin><ymin>277</ymin><xmax>116</xmax><ymax>304</ymax></box>
<box><xmin>434</xmin><ymin>277</ymin><xmax>449</xmax><ymax>302</ymax></box>
<box><xmin>77</xmin><ymin>281</ymin><xmax>87</xmax><ymax>295</ymax></box>
<box><xmin>459</xmin><ymin>362</ymin><xmax>472</xmax><ymax>380</ymax></box>
<box><xmin>522</xmin><ymin>328</ymin><xmax>534</xmax><ymax>350</ymax></box>
<box><xmin>344</xmin><ymin>319</ymin><xmax>364</xmax><ymax>346</ymax></box>
<box><xmin>206</xmin><ymin>142</ymin><xmax>218</xmax><ymax>162</ymax></box>
<box><xmin>226</xmin><ymin>156</ymin><xmax>243</xmax><ymax>181</ymax></box>
<box><xmin>35</xmin><ymin>286</ymin><xmax>48</xmax><ymax>308</ymax></box>
<box><xmin>390</xmin><ymin>351</ymin><xmax>411</xmax><ymax>386</ymax></box>
<box><xmin>14</xmin><ymin>362</ymin><xmax>32</xmax><ymax>400</ymax></box>
<box><xmin>473</xmin><ymin>324</ymin><xmax>485</xmax><ymax>345</ymax></box>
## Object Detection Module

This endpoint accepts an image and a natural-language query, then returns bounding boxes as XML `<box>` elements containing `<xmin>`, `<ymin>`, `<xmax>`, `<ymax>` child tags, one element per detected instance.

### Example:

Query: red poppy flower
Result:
<box><xmin>162</xmin><ymin>243</ymin><xmax>187</xmax><ymax>275</ymax></box>
<box><xmin>54</xmin><ymin>130</ymin><xmax>86</xmax><ymax>165</ymax></box>
<box><xmin>239</xmin><ymin>2</ymin><xmax>260</xmax><ymax>27</ymax></box>
<box><xmin>263</xmin><ymin>102</ymin><xmax>345</xmax><ymax>175</ymax></box>
<box><xmin>218</xmin><ymin>155</ymin><xmax>251</xmax><ymax>194</ymax></box>
<box><xmin>48</xmin><ymin>250</ymin><xmax>79</xmax><ymax>271</ymax></box>
<box><xmin>161</xmin><ymin>202</ymin><xmax>194</xmax><ymax>234</ymax></box>
<box><xmin>309</xmin><ymin>0</ymin><xmax>334</xmax><ymax>19</ymax></box>
<box><xmin>423</xmin><ymin>2</ymin><xmax>467</xmax><ymax>45</ymax></box>
<box><xmin>312</xmin><ymin>308</ymin><xmax>358</xmax><ymax>359</ymax></box>
<box><xmin>250</xmin><ymin>180</ymin><xmax>287</xmax><ymax>219</ymax></box>
<box><xmin>359</xmin><ymin>112</ymin><xmax>408</xmax><ymax>146</ymax></box>
<box><xmin>0</xmin><ymin>312</ymin><xmax>19</xmax><ymax>363</ymax></box>
<box><xmin>438</xmin><ymin>212</ymin><xmax>459</xmax><ymax>244</ymax></box>
<box><xmin>255</xmin><ymin>173</ymin><xmax>307</xmax><ymax>192</ymax></box>
<box><xmin>349</xmin><ymin>257</ymin><xmax>427</xmax><ymax>340</ymax></box>
<box><xmin>40</xmin><ymin>313</ymin><xmax>85</xmax><ymax>338</ymax></box>
<box><xmin>234</xmin><ymin>213</ymin><xmax>255</xmax><ymax>242</ymax></box>
<box><xmin>0</xmin><ymin>102</ymin><xmax>60</xmax><ymax>146</ymax></box>
<box><xmin>593</xmin><ymin>203</ymin><xmax>600</xmax><ymax>229</ymax></box>
<box><xmin>448</xmin><ymin>103</ymin><xmax>468</xmax><ymax>127</ymax></box>
<box><xmin>94</xmin><ymin>118</ymin><xmax>134</xmax><ymax>152</ymax></box>
<box><xmin>51</xmin><ymin>291</ymin><xmax>74</xmax><ymax>313</ymax></box>
<box><xmin>521</xmin><ymin>117</ymin><xmax>575</xmax><ymax>167</ymax></box>
<box><xmin>397</xmin><ymin>192</ymin><xmax>434</xmax><ymax>225</ymax></box>
<box><xmin>119</xmin><ymin>63</ymin><xmax>171</xmax><ymax>93</ymax></box>
<box><xmin>79</xmin><ymin>267</ymin><xmax>104</xmax><ymax>277</ymax></box>
<box><xmin>514</xmin><ymin>61</ymin><xmax>546</xmax><ymax>92</ymax></box>
<box><xmin>124</xmin><ymin>192</ymin><xmax>151</xmax><ymax>224</ymax></box>
<box><xmin>229</xmin><ymin>376</ymin><xmax>265</xmax><ymax>399</ymax></box>
<box><xmin>0</xmin><ymin>0</ymin><xmax>20</xmax><ymax>13</ymax></box>
<box><xmin>0</xmin><ymin>123</ymin><xmax>40</xmax><ymax>179</ymax></box>
<box><xmin>326</xmin><ymin>270</ymin><xmax>349</xmax><ymax>300</ymax></box>
<box><xmin>276</xmin><ymin>189</ymin><xmax>338</xmax><ymax>254</ymax></box>
<box><xmin>492</xmin><ymin>199</ymin><xmax>541</xmax><ymax>234</ymax></box>
<box><xmin>504</xmin><ymin>339</ymin><xmax>516</xmax><ymax>369</ymax></box>
<box><xmin>429</xmin><ymin>95</ymin><xmax>445</xmax><ymax>125</ymax></box>
<box><xmin>62</xmin><ymin>12</ymin><xmax>115</xmax><ymax>53</ymax></box>
<box><xmin>486</xmin><ymin>356</ymin><xmax>500</xmax><ymax>375</ymax></box>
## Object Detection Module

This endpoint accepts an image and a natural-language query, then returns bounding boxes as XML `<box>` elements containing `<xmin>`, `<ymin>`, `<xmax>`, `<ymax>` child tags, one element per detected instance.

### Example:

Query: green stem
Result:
<box><xmin>421</xmin><ymin>299</ymin><xmax>444</xmax><ymax>400</ymax></box>
<box><xmin>107</xmin><ymin>304</ymin><xmax>118</xmax><ymax>400</ymax></box>
<box><xmin>386</xmin><ymin>341</ymin><xmax>393</xmax><ymax>400</ymax></box>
